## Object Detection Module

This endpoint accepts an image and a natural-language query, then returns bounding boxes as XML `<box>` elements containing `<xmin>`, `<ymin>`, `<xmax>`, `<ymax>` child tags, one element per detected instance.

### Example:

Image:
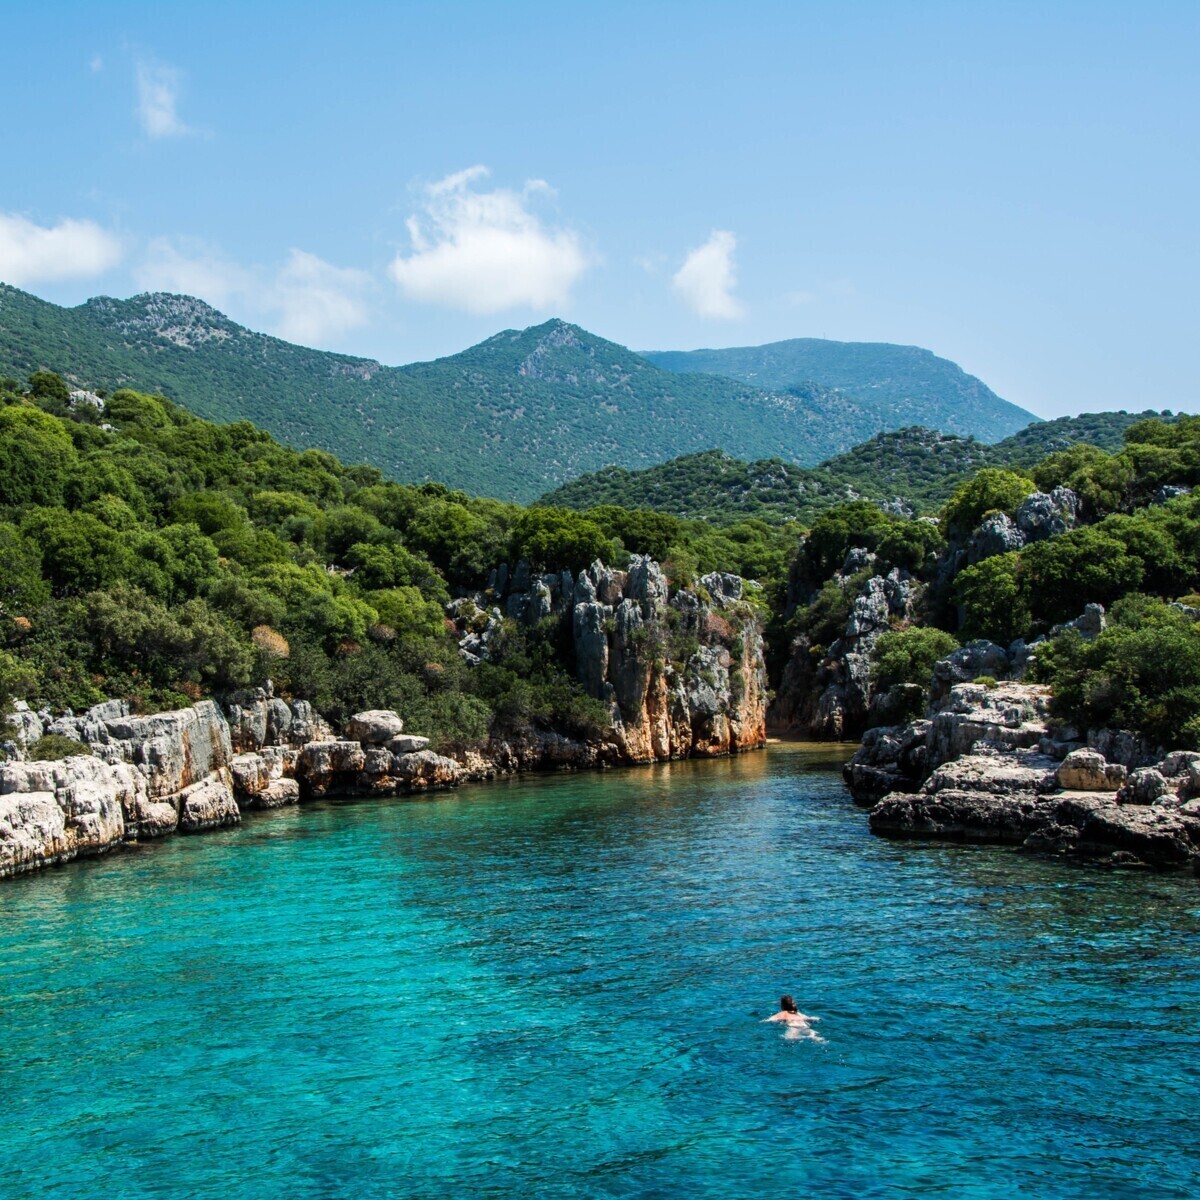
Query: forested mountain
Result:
<box><xmin>1</xmin><ymin>284</ymin><xmax>1031</xmax><ymax>502</ymax></box>
<box><xmin>642</xmin><ymin>337</ymin><xmax>1035</xmax><ymax>443</ymax></box>
<box><xmin>540</xmin><ymin>412</ymin><xmax>1178</xmax><ymax>525</ymax></box>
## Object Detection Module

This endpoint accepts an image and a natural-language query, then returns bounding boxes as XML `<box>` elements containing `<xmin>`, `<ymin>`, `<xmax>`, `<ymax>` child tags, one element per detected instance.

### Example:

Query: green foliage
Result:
<box><xmin>1020</xmin><ymin>527</ymin><xmax>1145</xmax><ymax>625</ymax></box>
<box><xmin>28</xmin><ymin>733</ymin><xmax>92</xmax><ymax>759</ymax></box>
<box><xmin>941</xmin><ymin>468</ymin><xmax>1036</xmax><ymax>536</ymax></box>
<box><xmin>1036</xmin><ymin>597</ymin><xmax>1200</xmax><ymax>748</ymax></box>
<box><xmin>509</xmin><ymin>508</ymin><xmax>613</xmax><ymax>571</ymax></box>
<box><xmin>973</xmin><ymin>676</ymin><xmax>999</xmax><ymax>688</ymax></box>
<box><xmin>28</xmin><ymin>371</ymin><xmax>70</xmax><ymax>405</ymax></box>
<box><xmin>953</xmin><ymin>553</ymin><xmax>1030</xmax><ymax>644</ymax></box>
<box><xmin>0</xmin><ymin>405</ymin><xmax>78</xmax><ymax>507</ymax></box>
<box><xmin>870</xmin><ymin>627</ymin><xmax>958</xmax><ymax>691</ymax></box>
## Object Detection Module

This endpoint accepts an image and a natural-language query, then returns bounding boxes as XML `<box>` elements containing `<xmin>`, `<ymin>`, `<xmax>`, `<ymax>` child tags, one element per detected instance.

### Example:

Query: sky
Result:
<box><xmin>1</xmin><ymin>0</ymin><xmax>1197</xmax><ymax>419</ymax></box>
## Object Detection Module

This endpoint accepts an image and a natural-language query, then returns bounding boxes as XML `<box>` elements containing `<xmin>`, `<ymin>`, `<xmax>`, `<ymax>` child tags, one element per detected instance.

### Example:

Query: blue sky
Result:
<box><xmin>2</xmin><ymin>0</ymin><xmax>1196</xmax><ymax>419</ymax></box>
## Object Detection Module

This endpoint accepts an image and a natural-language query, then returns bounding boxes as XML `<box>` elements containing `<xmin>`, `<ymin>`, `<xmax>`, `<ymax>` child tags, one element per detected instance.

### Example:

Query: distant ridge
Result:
<box><xmin>539</xmin><ymin>412</ymin><xmax>1174</xmax><ymax>525</ymax></box>
<box><xmin>642</xmin><ymin>336</ymin><xmax>1033</xmax><ymax>445</ymax></box>
<box><xmin>0</xmin><ymin>284</ymin><xmax>1036</xmax><ymax>502</ymax></box>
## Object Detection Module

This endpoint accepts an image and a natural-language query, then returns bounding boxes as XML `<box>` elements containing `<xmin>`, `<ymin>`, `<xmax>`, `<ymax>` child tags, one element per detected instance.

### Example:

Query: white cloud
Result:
<box><xmin>135</xmin><ymin>237</ymin><xmax>249</xmax><ymax>304</ymax></box>
<box><xmin>134</xmin><ymin>239</ymin><xmax>371</xmax><ymax>347</ymax></box>
<box><xmin>388</xmin><ymin>166</ymin><xmax>589</xmax><ymax>314</ymax></box>
<box><xmin>0</xmin><ymin>213</ymin><xmax>122</xmax><ymax>286</ymax></box>
<box><xmin>672</xmin><ymin>230</ymin><xmax>743</xmax><ymax>319</ymax></box>
<box><xmin>271</xmin><ymin>250</ymin><xmax>371</xmax><ymax>345</ymax></box>
<box><xmin>135</xmin><ymin>58</ymin><xmax>191</xmax><ymax>138</ymax></box>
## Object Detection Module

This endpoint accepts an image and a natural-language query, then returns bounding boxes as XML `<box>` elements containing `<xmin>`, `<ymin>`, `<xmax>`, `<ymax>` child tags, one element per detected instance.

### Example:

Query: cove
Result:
<box><xmin>2</xmin><ymin>746</ymin><xmax>1199</xmax><ymax>1199</ymax></box>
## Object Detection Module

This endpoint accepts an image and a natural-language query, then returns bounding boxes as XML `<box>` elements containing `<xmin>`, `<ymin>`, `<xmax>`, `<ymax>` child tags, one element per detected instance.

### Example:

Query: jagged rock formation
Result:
<box><xmin>448</xmin><ymin>555</ymin><xmax>769</xmax><ymax>764</ymax></box>
<box><xmin>844</xmin><ymin>679</ymin><xmax>1200</xmax><ymax>870</ymax></box>
<box><xmin>0</xmin><ymin>695</ymin><xmax>459</xmax><ymax>880</ymax></box>
<box><xmin>771</xmin><ymin>565</ymin><xmax>920</xmax><ymax>739</ymax></box>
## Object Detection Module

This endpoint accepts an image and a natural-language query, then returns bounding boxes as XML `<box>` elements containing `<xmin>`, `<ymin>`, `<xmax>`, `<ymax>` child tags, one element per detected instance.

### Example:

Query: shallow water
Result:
<box><xmin>3</xmin><ymin>745</ymin><xmax>1199</xmax><ymax>1199</ymax></box>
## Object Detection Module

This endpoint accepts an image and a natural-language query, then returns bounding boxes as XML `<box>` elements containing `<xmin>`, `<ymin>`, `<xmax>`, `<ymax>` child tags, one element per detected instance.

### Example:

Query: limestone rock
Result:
<box><xmin>344</xmin><ymin>710</ymin><xmax>405</xmax><ymax>745</ymax></box>
<box><xmin>387</xmin><ymin>734</ymin><xmax>431</xmax><ymax>755</ymax></box>
<box><xmin>929</xmin><ymin>642</ymin><xmax>1011</xmax><ymax>707</ymax></box>
<box><xmin>178</xmin><ymin>776</ymin><xmax>240</xmax><ymax>833</ymax></box>
<box><xmin>230</xmin><ymin>753</ymin><xmax>271</xmax><ymax>799</ymax></box>
<box><xmin>393</xmin><ymin>750</ymin><xmax>461</xmax><ymax>788</ymax></box>
<box><xmin>1057</xmin><ymin>749</ymin><xmax>1126</xmax><ymax>792</ymax></box>
<box><xmin>967</xmin><ymin>512</ymin><xmax>1026</xmax><ymax>563</ymax></box>
<box><xmin>1015</xmin><ymin>488</ymin><xmax>1080</xmax><ymax>542</ymax></box>
<box><xmin>1116</xmin><ymin>768</ymin><xmax>1172</xmax><ymax>806</ymax></box>
<box><xmin>298</xmin><ymin>740</ymin><xmax>367</xmax><ymax>796</ymax></box>
<box><xmin>255</xmin><ymin>779</ymin><xmax>301</xmax><ymax>808</ymax></box>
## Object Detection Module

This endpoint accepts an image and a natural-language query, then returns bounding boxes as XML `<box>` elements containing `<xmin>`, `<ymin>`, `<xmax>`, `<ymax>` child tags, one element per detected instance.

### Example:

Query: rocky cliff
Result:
<box><xmin>448</xmin><ymin>555</ymin><xmax>768</xmax><ymax>765</ymax></box>
<box><xmin>3</xmin><ymin>557</ymin><xmax>768</xmax><ymax>880</ymax></box>
<box><xmin>0</xmin><ymin>692</ymin><xmax>462</xmax><ymax>879</ymax></box>
<box><xmin>771</xmin><ymin>556</ymin><xmax>921</xmax><ymax>739</ymax></box>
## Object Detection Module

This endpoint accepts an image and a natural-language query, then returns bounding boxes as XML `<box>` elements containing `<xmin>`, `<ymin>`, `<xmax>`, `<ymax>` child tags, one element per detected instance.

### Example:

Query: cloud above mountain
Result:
<box><xmin>0</xmin><ymin>213</ymin><xmax>123</xmax><ymax>286</ymax></box>
<box><xmin>388</xmin><ymin>166</ymin><xmax>589</xmax><ymax>314</ymax></box>
<box><xmin>672</xmin><ymin>230</ymin><xmax>743</xmax><ymax>319</ymax></box>
<box><xmin>135</xmin><ymin>239</ymin><xmax>370</xmax><ymax>347</ymax></box>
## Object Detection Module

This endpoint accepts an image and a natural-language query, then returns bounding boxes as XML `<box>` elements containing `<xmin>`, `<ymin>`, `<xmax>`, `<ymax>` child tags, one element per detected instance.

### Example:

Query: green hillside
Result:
<box><xmin>643</xmin><ymin>337</ymin><xmax>1036</xmax><ymax>443</ymax></box>
<box><xmin>540</xmin><ymin>412</ymin><xmax>1178</xmax><ymax>525</ymax></box>
<box><xmin>1</xmin><ymin>285</ymin><xmax>1033</xmax><ymax>503</ymax></box>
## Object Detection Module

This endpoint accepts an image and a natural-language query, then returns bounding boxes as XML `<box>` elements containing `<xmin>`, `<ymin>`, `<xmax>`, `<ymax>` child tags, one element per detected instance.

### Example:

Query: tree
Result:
<box><xmin>941</xmin><ymin>468</ymin><xmax>1036</xmax><ymax>538</ymax></box>
<box><xmin>953</xmin><ymin>553</ymin><xmax>1030</xmax><ymax>644</ymax></box>
<box><xmin>0</xmin><ymin>405</ymin><xmax>78</xmax><ymax>507</ymax></box>
<box><xmin>870</xmin><ymin>626</ymin><xmax>959</xmax><ymax>690</ymax></box>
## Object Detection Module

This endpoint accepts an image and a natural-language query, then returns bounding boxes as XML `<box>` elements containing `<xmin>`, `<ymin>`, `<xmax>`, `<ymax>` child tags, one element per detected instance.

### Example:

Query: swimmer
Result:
<box><xmin>764</xmin><ymin>995</ymin><xmax>824</xmax><ymax>1042</ymax></box>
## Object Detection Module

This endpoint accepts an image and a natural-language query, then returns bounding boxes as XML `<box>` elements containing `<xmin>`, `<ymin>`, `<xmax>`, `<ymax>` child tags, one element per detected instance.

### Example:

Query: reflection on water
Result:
<box><xmin>2</xmin><ymin>746</ymin><xmax>1198</xmax><ymax>1199</ymax></box>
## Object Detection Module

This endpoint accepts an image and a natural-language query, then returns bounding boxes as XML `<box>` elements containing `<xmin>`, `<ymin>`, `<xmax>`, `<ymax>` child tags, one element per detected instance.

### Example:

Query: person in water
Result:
<box><xmin>764</xmin><ymin>995</ymin><xmax>824</xmax><ymax>1041</ymax></box>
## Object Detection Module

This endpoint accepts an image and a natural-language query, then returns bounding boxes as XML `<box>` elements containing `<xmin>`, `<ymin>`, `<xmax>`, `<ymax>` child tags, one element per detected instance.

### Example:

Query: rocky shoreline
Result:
<box><xmin>843</xmin><ymin>678</ymin><xmax>1200</xmax><ymax>872</ymax></box>
<box><xmin>1</xmin><ymin>555</ymin><xmax>768</xmax><ymax>881</ymax></box>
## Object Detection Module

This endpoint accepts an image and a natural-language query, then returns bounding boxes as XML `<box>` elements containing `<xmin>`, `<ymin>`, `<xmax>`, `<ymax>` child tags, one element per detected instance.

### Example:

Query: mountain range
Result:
<box><xmin>643</xmin><ymin>338</ymin><xmax>1026</xmax><ymax>442</ymax></box>
<box><xmin>539</xmin><ymin>411</ymin><xmax>1175</xmax><ymax>525</ymax></box>
<box><xmin>0</xmin><ymin>284</ymin><xmax>1037</xmax><ymax>503</ymax></box>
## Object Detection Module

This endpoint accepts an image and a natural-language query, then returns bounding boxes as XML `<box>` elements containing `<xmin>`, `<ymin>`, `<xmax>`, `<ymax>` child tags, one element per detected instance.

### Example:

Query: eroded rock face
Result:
<box><xmin>1015</xmin><ymin>488</ymin><xmax>1080</xmax><ymax>542</ymax></box>
<box><xmin>453</xmin><ymin>553</ymin><xmax>767</xmax><ymax>765</ymax></box>
<box><xmin>771</xmin><ymin>568</ymin><xmax>920</xmax><ymax>740</ymax></box>
<box><xmin>0</xmin><ymin>755</ymin><xmax>137</xmax><ymax>877</ymax></box>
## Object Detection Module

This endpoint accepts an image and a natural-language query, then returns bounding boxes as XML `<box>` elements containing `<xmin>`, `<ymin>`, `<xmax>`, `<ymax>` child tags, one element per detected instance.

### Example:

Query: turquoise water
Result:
<box><xmin>3</xmin><ymin>746</ymin><xmax>1200</xmax><ymax>1199</ymax></box>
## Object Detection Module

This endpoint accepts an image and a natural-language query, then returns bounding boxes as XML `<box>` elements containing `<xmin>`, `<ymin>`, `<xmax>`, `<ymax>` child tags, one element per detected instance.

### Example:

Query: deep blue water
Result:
<box><xmin>3</xmin><ymin>745</ymin><xmax>1200</xmax><ymax>1199</ymax></box>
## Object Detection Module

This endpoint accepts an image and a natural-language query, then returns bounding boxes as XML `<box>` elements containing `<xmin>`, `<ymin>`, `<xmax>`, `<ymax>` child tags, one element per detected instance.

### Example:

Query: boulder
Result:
<box><xmin>255</xmin><ymin>779</ymin><xmax>301</xmax><ymax>809</ymax></box>
<box><xmin>230</xmin><ymin>753</ymin><xmax>272</xmax><ymax>799</ymax></box>
<box><xmin>297</xmin><ymin>740</ymin><xmax>367</xmax><ymax>796</ymax></box>
<box><xmin>1014</xmin><ymin>488</ymin><xmax>1080</xmax><ymax>541</ymax></box>
<box><xmin>1056</xmin><ymin>749</ymin><xmax>1127</xmax><ymax>793</ymax></box>
<box><xmin>929</xmin><ymin>642</ymin><xmax>1011</xmax><ymax>706</ymax></box>
<box><xmin>967</xmin><ymin>512</ymin><xmax>1026</xmax><ymax>563</ymax></box>
<box><xmin>178</xmin><ymin>776</ymin><xmax>240</xmax><ymax>832</ymax></box>
<box><xmin>1116</xmin><ymin>768</ymin><xmax>1173</xmax><ymax>807</ymax></box>
<box><xmin>387</xmin><ymin>734</ymin><xmax>431</xmax><ymax>754</ymax></box>
<box><xmin>393</xmin><ymin>750</ymin><xmax>462</xmax><ymax>789</ymax></box>
<box><xmin>344</xmin><ymin>710</ymin><xmax>405</xmax><ymax>745</ymax></box>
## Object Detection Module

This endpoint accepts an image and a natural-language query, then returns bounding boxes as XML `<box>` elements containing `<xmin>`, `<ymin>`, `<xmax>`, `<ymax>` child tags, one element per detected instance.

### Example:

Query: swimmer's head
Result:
<box><xmin>780</xmin><ymin>995</ymin><xmax>797</xmax><ymax>1013</ymax></box>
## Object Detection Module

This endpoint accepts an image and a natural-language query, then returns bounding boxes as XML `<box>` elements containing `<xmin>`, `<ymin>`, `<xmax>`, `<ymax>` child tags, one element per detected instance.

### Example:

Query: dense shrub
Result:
<box><xmin>28</xmin><ymin>734</ymin><xmax>92</xmax><ymax>759</ymax></box>
<box><xmin>870</xmin><ymin>627</ymin><xmax>958</xmax><ymax>691</ymax></box>
<box><xmin>940</xmin><ymin>468</ymin><xmax>1036</xmax><ymax>537</ymax></box>
<box><xmin>1035</xmin><ymin>596</ymin><xmax>1200</xmax><ymax>748</ymax></box>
